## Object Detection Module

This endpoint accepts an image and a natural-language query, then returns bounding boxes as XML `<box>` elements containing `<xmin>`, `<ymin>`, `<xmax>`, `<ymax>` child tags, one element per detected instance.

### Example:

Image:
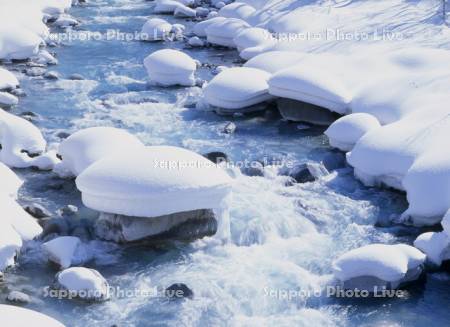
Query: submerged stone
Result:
<box><xmin>276</xmin><ymin>98</ymin><xmax>341</xmax><ymax>126</ymax></box>
<box><xmin>165</xmin><ymin>283</ymin><xmax>194</xmax><ymax>300</ymax></box>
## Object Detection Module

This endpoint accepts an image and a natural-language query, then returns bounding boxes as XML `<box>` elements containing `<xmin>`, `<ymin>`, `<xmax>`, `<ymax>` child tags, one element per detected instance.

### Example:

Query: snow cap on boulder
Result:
<box><xmin>205</xmin><ymin>18</ymin><xmax>250</xmax><ymax>48</ymax></box>
<box><xmin>140</xmin><ymin>18</ymin><xmax>172</xmax><ymax>41</ymax></box>
<box><xmin>0</xmin><ymin>305</ymin><xmax>64</xmax><ymax>327</ymax></box>
<box><xmin>55</xmin><ymin>267</ymin><xmax>109</xmax><ymax>301</ymax></box>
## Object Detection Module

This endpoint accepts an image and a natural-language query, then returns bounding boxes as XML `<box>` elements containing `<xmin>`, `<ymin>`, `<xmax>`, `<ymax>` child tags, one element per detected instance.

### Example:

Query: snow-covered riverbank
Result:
<box><xmin>1</xmin><ymin>0</ymin><xmax>450</xmax><ymax>326</ymax></box>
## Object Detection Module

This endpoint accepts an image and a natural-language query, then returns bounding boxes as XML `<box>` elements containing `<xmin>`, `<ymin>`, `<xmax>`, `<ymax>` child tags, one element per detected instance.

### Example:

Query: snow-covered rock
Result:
<box><xmin>56</xmin><ymin>127</ymin><xmax>144</xmax><ymax>177</ymax></box>
<box><xmin>193</xmin><ymin>17</ymin><xmax>226</xmax><ymax>37</ymax></box>
<box><xmin>140</xmin><ymin>18</ymin><xmax>172</xmax><ymax>41</ymax></box>
<box><xmin>144</xmin><ymin>49</ymin><xmax>197</xmax><ymax>86</ymax></box>
<box><xmin>244</xmin><ymin>51</ymin><xmax>305</xmax><ymax>74</ymax></box>
<box><xmin>0</xmin><ymin>223</ymin><xmax>22</xmax><ymax>271</ymax></box>
<box><xmin>0</xmin><ymin>68</ymin><xmax>19</xmax><ymax>91</ymax></box>
<box><xmin>174</xmin><ymin>4</ymin><xmax>196</xmax><ymax>18</ymax></box>
<box><xmin>76</xmin><ymin>146</ymin><xmax>232</xmax><ymax>218</ymax></box>
<box><xmin>0</xmin><ymin>162</ymin><xmax>23</xmax><ymax>198</ymax></box>
<box><xmin>188</xmin><ymin>36</ymin><xmax>205</xmax><ymax>47</ymax></box>
<box><xmin>153</xmin><ymin>0</ymin><xmax>184</xmax><ymax>14</ymax></box>
<box><xmin>205</xmin><ymin>18</ymin><xmax>250</xmax><ymax>48</ymax></box>
<box><xmin>333</xmin><ymin>244</ymin><xmax>425</xmax><ymax>290</ymax></box>
<box><xmin>0</xmin><ymin>92</ymin><xmax>19</xmax><ymax>107</ymax></box>
<box><xmin>233</xmin><ymin>27</ymin><xmax>276</xmax><ymax>60</ymax></box>
<box><xmin>43</xmin><ymin>236</ymin><xmax>87</xmax><ymax>269</ymax></box>
<box><xmin>204</xmin><ymin>67</ymin><xmax>273</xmax><ymax>109</ymax></box>
<box><xmin>325</xmin><ymin>113</ymin><xmax>381</xmax><ymax>152</ymax></box>
<box><xmin>218</xmin><ymin>2</ymin><xmax>256</xmax><ymax>21</ymax></box>
<box><xmin>414</xmin><ymin>232</ymin><xmax>450</xmax><ymax>266</ymax></box>
<box><xmin>55</xmin><ymin>267</ymin><xmax>109</xmax><ymax>301</ymax></box>
<box><xmin>0</xmin><ymin>305</ymin><xmax>64</xmax><ymax>327</ymax></box>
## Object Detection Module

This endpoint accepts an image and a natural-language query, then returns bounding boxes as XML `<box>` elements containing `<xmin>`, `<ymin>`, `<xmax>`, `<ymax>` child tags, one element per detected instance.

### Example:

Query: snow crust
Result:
<box><xmin>76</xmin><ymin>146</ymin><xmax>232</xmax><ymax>218</ymax></box>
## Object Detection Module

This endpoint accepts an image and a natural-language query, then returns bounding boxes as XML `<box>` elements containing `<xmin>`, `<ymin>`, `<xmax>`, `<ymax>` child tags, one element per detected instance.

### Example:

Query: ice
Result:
<box><xmin>0</xmin><ymin>305</ymin><xmax>64</xmax><ymax>327</ymax></box>
<box><xmin>204</xmin><ymin>67</ymin><xmax>273</xmax><ymax>109</ymax></box>
<box><xmin>57</xmin><ymin>127</ymin><xmax>144</xmax><ymax>177</ymax></box>
<box><xmin>205</xmin><ymin>18</ymin><xmax>250</xmax><ymax>48</ymax></box>
<box><xmin>143</xmin><ymin>49</ymin><xmax>197</xmax><ymax>86</ymax></box>
<box><xmin>55</xmin><ymin>267</ymin><xmax>110</xmax><ymax>301</ymax></box>
<box><xmin>325</xmin><ymin>113</ymin><xmax>381</xmax><ymax>152</ymax></box>
<box><xmin>0</xmin><ymin>162</ymin><xmax>23</xmax><ymax>198</ymax></box>
<box><xmin>75</xmin><ymin>146</ymin><xmax>232</xmax><ymax>218</ymax></box>
<box><xmin>218</xmin><ymin>2</ymin><xmax>256</xmax><ymax>21</ymax></box>
<box><xmin>333</xmin><ymin>243</ymin><xmax>425</xmax><ymax>286</ymax></box>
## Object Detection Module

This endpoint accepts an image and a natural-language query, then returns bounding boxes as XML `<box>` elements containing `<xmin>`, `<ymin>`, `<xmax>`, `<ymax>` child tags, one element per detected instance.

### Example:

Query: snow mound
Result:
<box><xmin>233</xmin><ymin>27</ymin><xmax>276</xmax><ymax>60</ymax></box>
<box><xmin>325</xmin><ymin>113</ymin><xmax>381</xmax><ymax>152</ymax></box>
<box><xmin>218</xmin><ymin>2</ymin><xmax>256</xmax><ymax>21</ymax></box>
<box><xmin>333</xmin><ymin>244</ymin><xmax>425</xmax><ymax>289</ymax></box>
<box><xmin>244</xmin><ymin>51</ymin><xmax>305</xmax><ymax>74</ymax></box>
<box><xmin>205</xmin><ymin>18</ymin><xmax>250</xmax><ymax>48</ymax></box>
<box><xmin>0</xmin><ymin>305</ymin><xmax>64</xmax><ymax>327</ymax></box>
<box><xmin>55</xmin><ymin>267</ymin><xmax>109</xmax><ymax>301</ymax></box>
<box><xmin>76</xmin><ymin>146</ymin><xmax>232</xmax><ymax>218</ymax></box>
<box><xmin>204</xmin><ymin>67</ymin><xmax>273</xmax><ymax>109</ymax></box>
<box><xmin>0</xmin><ymin>92</ymin><xmax>18</xmax><ymax>107</ymax></box>
<box><xmin>144</xmin><ymin>49</ymin><xmax>197</xmax><ymax>86</ymax></box>
<box><xmin>0</xmin><ymin>162</ymin><xmax>23</xmax><ymax>198</ymax></box>
<box><xmin>414</xmin><ymin>232</ymin><xmax>450</xmax><ymax>266</ymax></box>
<box><xmin>43</xmin><ymin>236</ymin><xmax>86</xmax><ymax>269</ymax></box>
<box><xmin>57</xmin><ymin>127</ymin><xmax>144</xmax><ymax>177</ymax></box>
<box><xmin>193</xmin><ymin>17</ymin><xmax>226</xmax><ymax>37</ymax></box>
<box><xmin>0</xmin><ymin>223</ymin><xmax>22</xmax><ymax>271</ymax></box>
<box><xmin>153</xmin><ymin>0</ymin><xmax>186</xmax><ymax>14</ymax></box>
<box><xmin>0</xmin><ymin>68</ymin><xmax>19</xmax><ymax>91</ymax></box>
<box><xmin>140</xmin><ymin>18</ymin><xmax>172</xmax><ymax>41</ymax></box>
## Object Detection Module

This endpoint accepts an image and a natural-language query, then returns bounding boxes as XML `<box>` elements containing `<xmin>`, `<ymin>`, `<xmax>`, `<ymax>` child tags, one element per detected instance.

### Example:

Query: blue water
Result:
<box><xmin>3</xmin><ymin>1</ymin><xmax>450</xmax><ymax>326</ymax></box>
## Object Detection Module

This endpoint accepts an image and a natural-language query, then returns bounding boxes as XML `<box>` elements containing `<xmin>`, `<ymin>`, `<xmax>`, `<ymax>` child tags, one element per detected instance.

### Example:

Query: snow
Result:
<box><xmin>0</xmin><ymin>223</ymin><xmax>22</xmax><ymax>271</ymax></box>
<box><xmin>244</xmin><ymin>51</ymin><xmax>305</xmax><ymax>74</ymax></box>
<box><xmin>193</xmin><ymin>17</ymin><xmax>226</xmax><ymax>37</ymax></box>
<box><xmin>203</xmin><ymin>67</ymin><xmax>273</xmax><ymax>109</ymax></box>
<box><xmin>42</xmin><ymin>236</ymin><xmax>83</xmax><ymax>269</ymax></box>
<box><xmin>143</xmin><ymin>49</ymin><xmax>197</xmax><ymax>86</ymax></box>
<box><xmin>0</xmin><ymin>162</ymin><xmax>23</xmax><ymax>198</ymax></box>
<box><xmin>218</xmin><ymin>2</ymin><xmax>256</xmax><ymax>21</ymax></box>
<box><xmin>233</xmin><ymin>27</ymin><xmax>276</xmax><ymax>60</ymax></box>
<box><xmin>0</xmin><ymin>92</ymin><xmax>19</xmax><ymax>107</ymax></box>
<box><xmin>0</xmin><ymin>305</ymin><xmax>64</xmax><ymax>327</ymax></box>
<box><xmin>333</xmin><ymin>243</ymin><xmax>425</xmax><ymax>283</ymax></box>
<box><xmin>174</xmin><ymin>5</ymin><xmax>196</xmax><ymax>18</ymax></box>
<box><xmin>414</xmin><ymin>232</ymin><xmax>450</xmax><ymax>266</ymax></box>
<box><xmin>57</xmin><ymin>127</ymin><xmax>144</xmax><ymax>177</ymax></box>
<box><xmin>56</xmin><ymin>267</ymin><xmax>110</xmax><ymax>301</ymax></box>
<box><xmin>325</xmin><ymin>113</ymin><xmax>381</xmax><ymax>152</ymax></box>
<box><xmin>140</xmin><ymin>18</ymin><xmax>172</xmax><ymax>41</ymax></box>
<box><xmin>0</xmin><ymin>68</ymin><xmax>19</xmax><ymax>90</ymax></box>
<box><xmin>153</xmin><ymin>0</ymin><xmax>186</xmax><ymax>14</ymax></box>
<box><xmin>205</xmin><ymin>18</ymin><xmax>250</xmax><ymax>48</ymax></box>
<box><xmin>76</xmin><ymin>146</ymin><xmax>232</xmax><ymax>218</ymax></box>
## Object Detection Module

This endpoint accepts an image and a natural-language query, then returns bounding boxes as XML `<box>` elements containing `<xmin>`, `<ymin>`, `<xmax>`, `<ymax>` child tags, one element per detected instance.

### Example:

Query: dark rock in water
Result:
<box><xmin>203</xmin><ymin>151</ymin><xmax>228</xmax><ymax>164</ymax></box>
<box><xmin>23</xmin><ymin>203</ymin><xmax>52</xmax><ymax>218</ymax></box>
<box><xmin>20</xmin><ymin>149</ymin><xmax>41</xmax><ymax>158</ymax></box>
<box><xmin>9</xmin><ymin>88</ymin><xmax>26</xmax><ymax>97</ymax></box>
<box><xmin>56</xmin><ymin>131</ymin><xmax>71</xmax><ymax>139</ymax></box>
<box><xmin>57</xmin><ymin>205</ymin><xmax>78</xmax><ymax>217</ymax></box>
<box><xmin>0</xmin><ymin>272</ymin><xmax>4</xmax><ymax>282</ymax></box>
<box><xmin>25</xmin><ymin>67</ymin><xmax>46</xmax><ymax>77</ymax></box>
<box><xmin>277</xmin><ymin>98</ymin><xmax>341</xmax><ymax>126</ymax></box>
<box><xmin>68</xmin><ymin>73</ymin><xmax>84</xmax><ymax>80</ymax></box>
<box><xmin>242</xmin><ymin>161</ymin><xmax>264</xmax><ymax>177</ymax></box>
<box><xmin>287</xmin><ymin>162</ymin><xmax>329</xmax><ymax>183</ymax></box>
<box><xmin>165</xmin><ymin>283</ymin><xmax>193</xmax><ymax>300</ymax></box>
<box><xmin>95</xmin><ymin>209</ymin><xmax>217</xmax><ymax>243</ymax></box>
<box><xmin>322</xmin><ymin>151</ymin><xmax>346</xmax><ymax>171</ymax></box>
<box><xmin>44</xmin><ymin>71</ymin><xmax>60</xmax><ymax>80</ymax></box>
<box><xmin>6</xmin><ymin>291</ymin><xmax>31</xmax><ymax>304</ymax></box>
<box><xmin>40</xmin><ymin>217</ymin><xmax>70</xmax><ymax>237</ymax></box>
<box><xmin>221</xmin><ymin>122</ymin><xmax>236</xmax><ymax>134</ymax></box>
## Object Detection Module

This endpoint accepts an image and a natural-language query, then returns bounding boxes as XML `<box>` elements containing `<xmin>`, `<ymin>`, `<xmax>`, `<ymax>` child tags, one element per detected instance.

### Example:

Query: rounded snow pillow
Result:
<box><xmin>0</xmin><ymin>224</ymin><xmax>22</xmax><ymax>271</ymax></box>
<box><xmin>325</xmin><ymin>113</ymin><xmax>381</xmax><ymax>151</ymax></box>
<box><xmin>333</xmin><ymin>243</ymin><xmax>425</xmax><ymax>283</ymax></box>
<box><xmin>218</xmin><ymin>2</ymin><xmax>256</xmax><ymax>20</ymax></box>
<box><xmin>0</xmin><ymin>67</ymin><xmax>19</xmax><ymax>90</ymax></box>
<box><xmin>244</xmin><ymin>51</ymin><xmax>305</xmax><ymax>74</ymax></box>
<box><xmin>0</xmin><ymin>305</ymin><xmax>64</xmax><ymax>327</ymax></box>
<box><xmin>144</xmin><ymin>49</ymin><xmax>197</xmax><ymax>86</ymax></box>
<box><xmin>153</xmin><ymin>0</ymin><xmax>183</xmax><ymax>14</ymax></box>
<box><xmin>58</xmin><ymin>127</ymin><xmax>144</xmax><ymax>176</ymax></box>
<box><xmin>140</xmin><ymin>18</ymin><xmax>172</xmax><ymax>41</ymax></box>
<box><xmin>442</xmin><ymin>209</ymin><xmax>450</xmax><ymax>234</ymax></box>
<box><xmin>233</xmin><ymin>27</ymin><xmax>274</xmax><ymax>52</ymax></box>
<box><xmin>414</xmin><ymin>231</ymin><xmax>449</xmax><ymax>265</ymax></box>
<box><xmin>205</xmin><ymin>18</ymin><xmax>250</xmax><ymax>48</ymax></box>
<box><xmin>193</xmin><ymin>17</ymin><xmax>226</xmax><ymax>37</ymax></box>
<box><xmin>268</xmin><ymin>63</ymin><xmax>352</xmax><ymax>114</ymax></box>
<box><xmin>76</xmin><ymin>146</ymin><xmax>232</xmax><ymax>217</ymax></box>
<box><xmin>42</xmin><ymin>236</ymin><xmax>83</xmax><ymax>269</ymax></box>
<box><xmin>204</xmin><ymin>67</ymin><xmax>273</xmax><ymax>109</ymax></box>
<box><xmin>0</xmin><ymin>162</ymin><xmax>23</xmax><ymax>198</ymax></box>
<box><xmin>55</xmin><ymin>267</ymin><xmax>109</xmax><ymax>301</ymax></box>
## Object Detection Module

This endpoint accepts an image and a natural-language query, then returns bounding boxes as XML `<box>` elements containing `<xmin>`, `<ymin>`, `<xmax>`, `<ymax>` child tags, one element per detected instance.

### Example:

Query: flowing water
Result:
<box><xmin>3</xmin><ymin>1</ymin><xmax>450</xmax><ymax>326</ymax></box>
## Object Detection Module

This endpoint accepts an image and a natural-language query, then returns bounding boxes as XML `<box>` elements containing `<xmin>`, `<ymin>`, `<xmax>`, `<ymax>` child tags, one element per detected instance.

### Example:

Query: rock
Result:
<box><xmin>40</xmin><ymin>217</ymin><xmax>70</xmax><ymax>238</ymax></box>
<box><xmin>196</xmin><ymin>7</ymin><xmax>209</xmax><ymax>17</ymax></box>
<box><xmin>23</xmin><ymin>203</ymin><xmax>52</xmax><ymax>219</ymax></box>
<box><xmin>203</xmin><ymin>151</ymin><xmax>228</xmax><ymax>164</ymax></box>
<box><xmin>276</xmin><ymin>98</ymin><xmax>341</xmax><ymax>126</ymax></box>
<box><xmin>68</xmin><ymin>73</ymin><xmax>84</xmax><ymax>80</ymax></box>
<box><xmin>215</xmin><ymin>1</ymin><xmax>225</xmax><ymax>9</ymax></box>
<box><xmin>36</xmin><ymin>50</ymin><xmax>58</xmax><ymax>65</ymax></box>
<box><xmin>174</xmin><ymin>5</ymin><xmax>196</xmax><ymax>18</ymax></box>
<box><xmin>25</xmin><ymin>67</ymin><xmax>46</xmax><ymax>77</ymax></box>
<box><xmin>9</xmin><ymin>88</ymin><xmax>26</xmax><ymax>97</ymax></box>
<box><xmin>221</xmin><ymin>122</ymin><xmax>236</xmax><ymax>134</ymax></box>
<box><xmin>54</xmin><ymin>267</ymin><xmax>109</xmax><ymax>301</ymax></box>
<box><xmin>287</xmin><ymin>162</ymin><xmax>329</xmax><ymax>183</ymax></box>
<box><xmin>42</xmin><ymin>236</ymin><xmax>85</xmax><ymax>269</ymax></box>
<box><xmin>57</xmin><ymin>205</ymin><xmax>78</xmax><ymax>217</ymax></box>
<box><xmin>6</xmin><ymin>291</ymin><xmax>31</xmax><ymax>304</ymax></box>
<box><xmin>0</xmin><ymin>272</ymin><xmax>4</xmax><ymax>282</ymax></box>
<box><xmin>242</xmin><ymin>161</ymin><xmax>264</xmax><ymax>177</ymax></box>
<box><xmin>56</xmin><ymin>131</ymin><xmax>71</xmax><ymax>139</ymax></box>
<box><xmin>165</xmin><ymin>283</ymin><xmax>193</xmax><ymax>300</ymax></box>
<box><xmin>188</xmin><ymin>36</ymin><xmax>204</xmax><ymax>47</ymax></box>
<box><xmin>321</xmin><ymin>151</ymin><xmax>346</xmax><ymax>171</ymax></box>
<box><xmin>0</xmin><ymin>92</ymin><xmax>18</xmax><ymax>107</ymax></box>
<box><xmin>44</xmin><ymin>71</ymin><xmax>60</xmax><ymax>80</ymax></box>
